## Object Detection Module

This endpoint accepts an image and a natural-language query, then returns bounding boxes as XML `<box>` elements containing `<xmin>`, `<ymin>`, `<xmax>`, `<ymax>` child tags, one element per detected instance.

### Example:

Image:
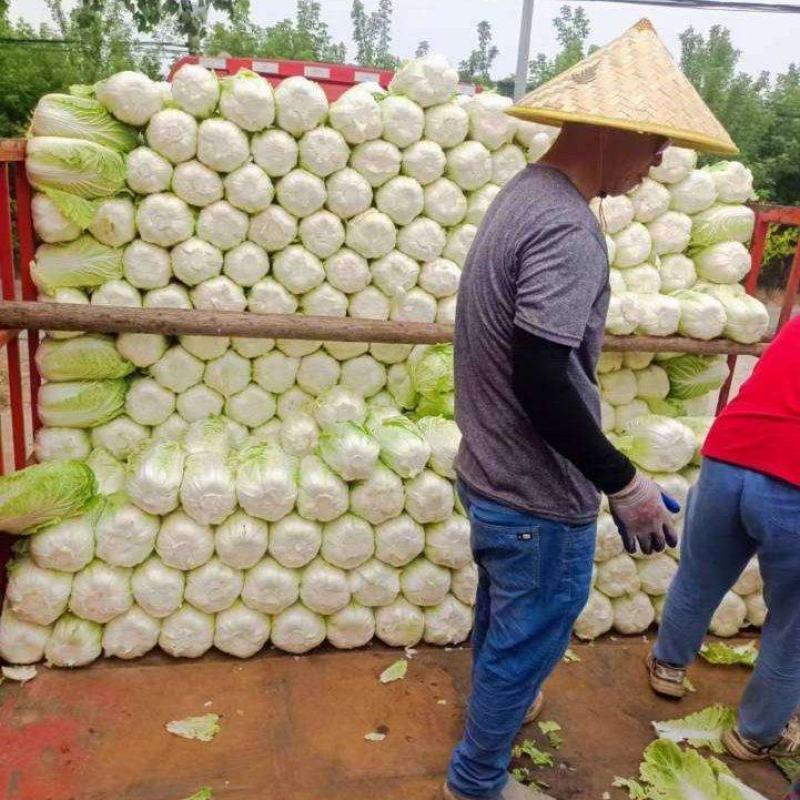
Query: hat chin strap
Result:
<box><xmin>596</xmin><ymin>130</ymin><xmax>608</xmax><ymax>231</ymax></box>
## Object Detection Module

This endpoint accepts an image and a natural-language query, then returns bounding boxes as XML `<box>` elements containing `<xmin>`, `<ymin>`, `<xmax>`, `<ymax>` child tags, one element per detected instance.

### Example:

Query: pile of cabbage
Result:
<box><xmin>0</xmin><ymin>54</ymin><xmax>766</xmax><ymax>667</ymax></box>
<box><xmin>573</xmin><ymin>350</ymin><xmax>765</xmax><ymax>641</ymax></box>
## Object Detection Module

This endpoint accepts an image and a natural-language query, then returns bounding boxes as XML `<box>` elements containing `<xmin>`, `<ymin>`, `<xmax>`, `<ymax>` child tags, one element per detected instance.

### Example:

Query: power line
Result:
<box><xmin>563</xmin><ymin>0</ymin><xmax>800</xmax><ymax>12</ymax></box>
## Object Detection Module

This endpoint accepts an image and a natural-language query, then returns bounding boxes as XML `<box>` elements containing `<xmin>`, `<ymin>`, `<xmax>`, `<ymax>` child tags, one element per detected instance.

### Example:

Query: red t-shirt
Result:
<box><xmin>703</xmin><ymin>315</ymin><xmax>800</xmax><ymax>487</ymax></box>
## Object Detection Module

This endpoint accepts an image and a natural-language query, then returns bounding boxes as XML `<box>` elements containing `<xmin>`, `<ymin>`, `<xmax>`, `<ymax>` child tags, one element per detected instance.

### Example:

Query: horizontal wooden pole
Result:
<box><xmin>0</xmin><ymin>301</ymin><xmax>769</xmax><ymax>355</ymax></box>
<box><xmin>0</xmin><ymin>301</ymin><xmax>453</xmax><ymax>345</ymax></box>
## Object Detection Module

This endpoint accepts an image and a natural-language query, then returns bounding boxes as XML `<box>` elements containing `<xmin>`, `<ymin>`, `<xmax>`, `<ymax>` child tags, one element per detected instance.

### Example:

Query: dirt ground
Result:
<box><xmin>0</xmin><ymin>638</ymin><xmax>787</xmax><ymax>800</ymax></box>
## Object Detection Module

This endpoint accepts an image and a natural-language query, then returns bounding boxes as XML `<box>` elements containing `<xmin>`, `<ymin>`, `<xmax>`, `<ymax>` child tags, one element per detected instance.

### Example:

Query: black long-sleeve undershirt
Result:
<box><xmin>511</xmin><ymin>325</ymin><xmax>635</xmax><ymax>495</ymax></box>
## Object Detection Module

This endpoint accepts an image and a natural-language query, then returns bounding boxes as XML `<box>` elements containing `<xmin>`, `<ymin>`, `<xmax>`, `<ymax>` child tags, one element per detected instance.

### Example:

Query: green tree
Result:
<box><xmin>527</xmin><ymin>5</ymin><xmax>589</xmax><ymax>87</ymax></box>
<box><xmin>459</xmin><ymin>20</ymin><xmax>498</xmax><ymax>86</ymax></box>
<box><xmin>125</xmin><ymin>0</ymin><xmax>240</xmax><ymax>53</ymax></box>
<box><xmin>205</xmin><ymin>1</ymin><xmax>345</xmax><ymax>62</ymax></box>
<box><xmin>415</xmin><ymin>40</ymin><xmax>429</xmax><ymax>58</ymax></box>
<box><xmin>351</xmin><ymin>0</ymin><xmax>397</xmax><ymax>69</ymax></box>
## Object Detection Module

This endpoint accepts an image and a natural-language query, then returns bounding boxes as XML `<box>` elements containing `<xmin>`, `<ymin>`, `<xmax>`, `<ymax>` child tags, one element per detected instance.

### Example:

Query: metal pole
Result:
<box><xmin>514</xmin><ymin>0</ymin><xmax>535</xmax><ymax>100</ymax></box>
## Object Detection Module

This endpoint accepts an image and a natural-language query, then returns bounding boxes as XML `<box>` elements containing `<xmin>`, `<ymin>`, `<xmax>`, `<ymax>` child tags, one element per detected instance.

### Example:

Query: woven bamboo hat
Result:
<box><xmin>507</xmin><ymin>19</ymin><xmax>737</xmax><ymax>155</ymax></box>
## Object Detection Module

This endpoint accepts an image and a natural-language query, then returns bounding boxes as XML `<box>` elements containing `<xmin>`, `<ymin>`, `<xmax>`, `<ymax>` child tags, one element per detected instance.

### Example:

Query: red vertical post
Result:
<box><xmin>0</xmin><ymin>162</ymin><xmax>26</xmax><ymax>469</ymax></box>
<box><xmin>14</xmin><ymin>160</ymin><xmax>39</xmax><ymax>432</ymax></box>
<box><xmin>777</xmin><ymin>241</ymin><xmax>800</xmax><ymax>331</ymax></box>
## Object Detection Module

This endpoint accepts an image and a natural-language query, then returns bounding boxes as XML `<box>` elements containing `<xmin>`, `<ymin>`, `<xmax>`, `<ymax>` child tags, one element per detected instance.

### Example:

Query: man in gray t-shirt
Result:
<box><xmin>445</xmin><ymin>124</ymin><xmax>680</xmax><ymax>800</ymax></box>
<box><xmin>455</xmin><ymin>164</ymin><xmax>610</xmax><ymax>524</ymax></box>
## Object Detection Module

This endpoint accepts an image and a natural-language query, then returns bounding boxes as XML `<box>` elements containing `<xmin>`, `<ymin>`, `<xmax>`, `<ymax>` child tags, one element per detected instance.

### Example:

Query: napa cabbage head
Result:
<box><xmin>26</xmin><ymin>137</ymin><xmax>126</xmax><ymax>198</ymax></box>
<box><xmin>32</xmin><ymin>236</ymin><xmax>123</xmax><ymax>293</ymax></box>
<box><xmin>664</xmin><ymin>354</ymin><xmax>730</xmax><ymax>399</ymax></box>
<box><xmin>0</xmin><ymin>460</ymin><xmax>97</xmax><ymax>534</ymax></box>
<box><xmin>38</xmin><ymin>379</ymin><xmax>127</xmax><ymax>428</ymax></box>
<box><xmin>35</xmin><ymin>335</ymin><xmax>133</xmax><ymax>382</ymax></box>
<box><xmin>30</xmin><ymin>94</ymin><xmax>138</xmax><ymax>152</ymax></box>
<box><xmin>408</xmin><ymin>344</ymin><xmax>454</xmax><ymax>398</ymax></box>
<box><xmin>615</xmin><ymin>415</ymin><xmax>697</xmax><ymax>473</ymax></box>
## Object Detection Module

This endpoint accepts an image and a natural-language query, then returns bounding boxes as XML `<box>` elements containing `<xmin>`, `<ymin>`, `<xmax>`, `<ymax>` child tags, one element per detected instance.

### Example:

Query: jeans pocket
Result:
<box><xmin>765</xmin><ymin>478</ymin><xmax>800</xmax><ymax>536</ymax></box>
<box><xmin>469</xmin><ymin>513</ymin><xmax>541</xmax><ymax>593</ymax></box>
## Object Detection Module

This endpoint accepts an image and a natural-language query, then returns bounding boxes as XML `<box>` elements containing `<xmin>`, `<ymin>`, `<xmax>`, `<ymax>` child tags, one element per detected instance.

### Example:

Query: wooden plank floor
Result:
<box><xmin>0</xmin><ymin>638</ymin><xmax>787</xmax><ymax>800</ymax></box>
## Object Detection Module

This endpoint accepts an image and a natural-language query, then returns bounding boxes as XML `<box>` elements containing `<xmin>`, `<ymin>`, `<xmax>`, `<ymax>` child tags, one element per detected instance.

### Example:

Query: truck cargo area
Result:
<box><xmin>0</xmin><ymin>637</ymin><xmax>784</xmax><ymax>800</ymax></box>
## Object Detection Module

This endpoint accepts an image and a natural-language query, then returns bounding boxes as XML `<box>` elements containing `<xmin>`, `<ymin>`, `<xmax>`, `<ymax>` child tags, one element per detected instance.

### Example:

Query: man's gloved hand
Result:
<box><xmin>608</xmin><ymin>473</ymin><xmax>680</xmax><ymax>555</ymax></box>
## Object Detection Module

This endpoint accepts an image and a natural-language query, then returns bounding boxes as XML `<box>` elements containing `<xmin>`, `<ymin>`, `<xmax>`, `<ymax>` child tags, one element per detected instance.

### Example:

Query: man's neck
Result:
<box><xmin>539</xmin><ymin>149</ymin><xmax>602</xmax><ymax>202</ymax></box>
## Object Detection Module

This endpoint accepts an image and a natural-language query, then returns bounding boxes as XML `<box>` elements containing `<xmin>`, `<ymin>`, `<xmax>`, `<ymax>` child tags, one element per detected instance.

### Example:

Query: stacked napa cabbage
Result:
<box><xmin>1</xmin><ymin>54</ymin><xmax>766</xmax><ymax>667</ymax></box>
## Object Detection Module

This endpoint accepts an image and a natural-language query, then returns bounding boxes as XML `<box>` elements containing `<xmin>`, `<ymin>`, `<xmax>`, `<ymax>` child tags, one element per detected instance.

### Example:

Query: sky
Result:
<box><xmin>9</xmin><ymin>0</ymin><xmax>800</xmax><ymax>81</ymax></box>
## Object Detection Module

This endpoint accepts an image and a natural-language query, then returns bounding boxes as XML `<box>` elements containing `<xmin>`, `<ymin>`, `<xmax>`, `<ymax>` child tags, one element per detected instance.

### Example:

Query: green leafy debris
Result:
<box><xmin>537</xmin><ymin>720</ymin><xmax>563</xmax><ymax>750</ymax></box>
<box><xmin>180</xmin><ymin>790</ymin><xmax>213</xmax><ymax>800</ymax></box>
<box><xmin>562</xmin><ymin>648</ymin><xmax>581</xmax><ymax>663</ymax></box>
<box><xmin>165</xmin><ymin>713</ymin><xmax>220</xmax><ymax>742</ymax></box>
<box><xmin>683</xmin><ymin>677</ymin><xmax>697</xmax><ymax>693</ymax></box>
<box><xmin>512</xmin><ymin>739</ymin><xmax>554</xmax><ymax>767</ymax></box>
<box><xmin>1</xmin><ymin>665</ymin><xmax>38</xmax><ymax>683</ymax></box>
<box><xmin>612</xmin><ymin>777</ymin><xmax>649</xmax><ymax>800</ymax></box>
<box><xmin>700</xmin><ymin>641</ymin><xmax>759</xmax><ymax>668</ymax></box>
<box><xmin>379</xmin><ymin>659</ymin><xmax>408</xmax><ymax>684</ymax></box>
<box><xmin>774</xmin><ymin>756</ymin><xmax>800</xmax><ymax>782</ymax></box>
<box><xmin>652</xmin><ymin>704</ymin><xmax>735</xmax><ymax>753</ymax></box>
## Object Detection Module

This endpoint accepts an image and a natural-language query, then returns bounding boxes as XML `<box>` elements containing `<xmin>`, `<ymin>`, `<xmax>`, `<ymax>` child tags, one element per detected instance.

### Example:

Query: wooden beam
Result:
<box><xmin>0</xmin><ymin>301</ymin><xmax>770</xmax><ymax>355</ymax></box>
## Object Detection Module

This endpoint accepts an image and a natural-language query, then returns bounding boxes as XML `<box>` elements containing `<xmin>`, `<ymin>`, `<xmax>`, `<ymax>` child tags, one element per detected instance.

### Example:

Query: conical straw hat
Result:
<box><xmin>507</xmin><ymin>19</ymin><xmax>737</xmax><ymax>155</ymax></box>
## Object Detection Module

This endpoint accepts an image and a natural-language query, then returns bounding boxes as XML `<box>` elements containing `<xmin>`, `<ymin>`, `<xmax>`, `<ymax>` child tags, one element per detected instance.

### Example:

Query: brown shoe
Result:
<box><xmin>522</xmin><ymin>690</ymin><xmax>544</xmax><ymax>725</ymax></box>
<box><xmin>646</xmin><ymin>652</ymin><xmax>687</xmax><ymax>698</ymax></box>
<box><xmin>723</xmin><ymin>717</ymin><xmax>800</xmax><ymax>761</ymax></box>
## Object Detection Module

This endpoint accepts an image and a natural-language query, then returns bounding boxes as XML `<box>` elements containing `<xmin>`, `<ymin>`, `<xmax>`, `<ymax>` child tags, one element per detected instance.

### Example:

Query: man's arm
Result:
<box><xmin>511</xmin><ymin>325</ymin><xmax>635</xmax><ymax>494</ymax></box>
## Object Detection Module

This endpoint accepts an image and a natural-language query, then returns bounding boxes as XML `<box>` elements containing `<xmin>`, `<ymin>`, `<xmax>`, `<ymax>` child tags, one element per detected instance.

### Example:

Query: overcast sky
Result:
<box><xmin>9</xmin><ymin>0</ymin><xmax>800</xmax><ymax>80</ymax></box>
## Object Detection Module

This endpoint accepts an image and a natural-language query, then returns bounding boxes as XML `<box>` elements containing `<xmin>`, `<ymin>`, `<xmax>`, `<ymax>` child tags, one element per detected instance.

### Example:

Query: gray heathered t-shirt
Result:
<box><xmin>454</xmin><ymin>165</ymin><xmax>610</xmax><ymax>524</ymax></box>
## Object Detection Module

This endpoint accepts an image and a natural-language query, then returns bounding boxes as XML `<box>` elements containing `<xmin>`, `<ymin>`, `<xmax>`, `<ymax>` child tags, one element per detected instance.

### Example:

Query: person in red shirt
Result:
<box><xmin>647</xmin><ymin>315</ymin><xmax>800</xmax><ymax>763</ymax></box>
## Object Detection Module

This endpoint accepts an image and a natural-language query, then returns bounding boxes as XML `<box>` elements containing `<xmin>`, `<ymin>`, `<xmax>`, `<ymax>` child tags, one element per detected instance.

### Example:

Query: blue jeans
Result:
<box><xmin>655</xmin><ymin>458</ymin><xmax>800</xmax><ymax>745</ymax></box>
<box><xmin>447</xmin><ymin>483</ymin><xmax>596</xmax><ymax>798</ymax></box>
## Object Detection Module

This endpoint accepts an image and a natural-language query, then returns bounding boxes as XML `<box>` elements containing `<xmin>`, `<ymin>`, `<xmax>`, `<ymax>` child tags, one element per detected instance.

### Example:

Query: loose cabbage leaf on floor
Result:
<box><xmin>379</xmin><ymin>659</ymin><xmax>408</xmax><ymax>683</ymax></box>
<box><xmin>166</xmin><ymin>713</ymin><xmax>221</xmax><ymax>742</ymax></box>
<box><xmin>700</xmin><ymin>641</ymin><xmax>759</xmax><ymax>668</ymax></box>
<box><xmin>652</xmin><ymin>704</ymin><xmax>736</xmax><ymax>753</ymax></box>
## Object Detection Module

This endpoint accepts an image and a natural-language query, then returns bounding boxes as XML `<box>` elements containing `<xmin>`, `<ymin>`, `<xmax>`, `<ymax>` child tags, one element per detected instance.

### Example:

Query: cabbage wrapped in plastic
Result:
<box><xmin>132</xmin><ymin>556</ymin><xmax>185</xmax><ymax>619</ymax></box>
<box><xmin>179</xmin><ymin>451</ymin><xmax>236</xmax><ymax>526</ymax></box>
<box><xmin>275</xmin><ymin>76</ymin><xmax>328</xmax><ymax>136</ymax></box>
<box><xmin>300</xmin><ymin>557</ymin><xmax>351</xmax><ymax>615</ymax></box>
<box><xmin>30</xmin><ymin>511</ymin><xmax>95</xmax><ymax>573</ymax></box>
<box><xmin>423</xmin><ymin>595</ymin><xmax>472</xmax><ymax>645</ymax></box>
<box><xmin>636</xmin><ymin>553</ymin><xmax>678</xmax><ymax>596</ymax></box>
<box><xmin>349</xmin><ymin>463</ymin><xmax>405</xmax><ymax>525</ymax></box>
<box><xmin>348</xmin><ymin>558</ymin><xmax>401</xmax><ymax>607</ymax></box>
<box><xmin>425</xmin><ymin>514</ymin><xmax>471</xmax><ymax>569</ymax></box>
<box><xmin>0</xmin><ymin>605</ymin><xmax>51</xmax><ymax>664</ymax></box>
<box><xmin>219</xmin><ymin>69</ymin><xmax>274</xmax><ymax>131</ymax></box>
<box><xmin>612</xmin><ymin>591</ymin><xmax>655</xmax><ymax>635</ymax></box>
<box><xmin>321</xmin><ymin>514</ymin><xmax>375</xmax><ymax>570</ymax></box>
<box><xmin>214</xmin><ymin>601</ymin><xmax>271</xmax><ymax>658</ymax></box>
<box><xmin>368</xmin><ymin>415</ymin><xmax>431</xmax><ymax>479</ymax></box>
<box><xmin>616</xmin><ymin>415</ymin><xmax>697</xmax><ymax>473</ymax></box>
<box><xmin>400</xmin><ymin>558</ymin><xmax>451</xmax><ymax>606</ymax></box>
<box><xmin>673</xmin><ymin>290</ymin><xmax>726</xmax><ymax>341</ymax></box>
<box><xmin>648</xmin><ymin>146</ymin><xmax>696</xmax><ymax>184</ymax></box>
<box><xmin>328</xmin><ymin>86</ymin><xmax>383</xmax><ymax>144</ymax></box>
<box><xmin>696</xmin><ymin>283</ymin><xmax>768</xmax><ymax>344</ymax></box>
<box><xmin>318</xmin><ymin>422</ymin><xmax>380</xmax><ymax>481</ymax></box>
<box><xmin>45</xmin><ymin>613</ymin><xmax>103</xmax><ymax>667</ymax></box>
<box><xmin>326</xmin><ymin>603</ymin><xmax>376</xmax><ymax>649</ymax></box>
<box><xmin>236</xmin><ymin>444</ymin><xmax>298</xmax><ymax>522</ymax></box>
<box><xmin>591</xmin><ymin>195</ymin><xmax>634</xmax><ymax>235</ymax></box>
<box><xmin>125</xmin><ymin>439</ymin><xmax>185</xmax><ymax>516</ymax></box>
<box><xmin>69</xmin><ymin>559</ymin><xmax>133</xmax><ymax>623</ymax></box>
<box><xmin>709</xmin><ymin>590</ymin><xmax>748</xmax><ymax>637</ymax></box>
<box><xmin>156</xmin><ymin>510</ymin><xmax>214</xmax><ymax>570</ymax></box>
<box><xmin>184</xmin><ymin>557</ymin><xmax>243</xmax><ymax>614</ymax></box>
<box><xmin>95</xmin><ymin>496</ymin><xmax>159</xmax><ymax>567</ymax></box>
<box><xmin>0</xmin><ymin>460</ymin><xmax>97</xmax><ymax>535</ymax></box>
<box><xmin>693</xmin><ymin>241</ymin><xmax>751</xmax><ymax>285</ymax></box>
<box><xmin>215</xmin><ymin>511</ymin><xmax>269</xmax><ymax>570</ymax></box>
<box><xmin>159</xmin><ymin>605</ymin><xmax>215</xmax><ymax>658</ymax></box>
<box><xmin>271</xmin><ymin>603</ymin><xmax>326</xmax><ymax>654</ymax></box>
<box><xmin>633</xmin><ymin>294</ymin><xmax>681</xmax><ymax>337</ymax></box>
<box><xmin>374</xmin><ymin>514</ymin><xmax>425</xmax><ymax>567</ymax></box>
<box><xmin>573</xmin><ymin>589</ymin><xmax>614</xmax><ymax>640</ymax></box>
<box><xmin>595</xmin><ymin>553</ymin><xmax>640</xmax><ymax>597</ymax></box>
<box><xmin>703</xmin><ymin>161</ymin><xmax>754</xmax><ymax>204</ymax></box>
<box><xmin>389</xmin><ymin>55</ymin><xmax>458</xmax><ymax>108</ymax></box>
<box><xmin>103</xmin><ymin>606</ymin><xmax>161</xmax><ymax>659</ymax></box>
<box><xmin>6</xmin><ymin>558</ymin><xmax>72</xmax><ymax>625</ymax></box>
<box><xmin>242</xmin><ymin>557</ymin><xmax>300</xmax><ymax>614</ymax></box>
<box><xmin>416</xmin><ymin>416</ymin><xmax>460</xmax><ymax>479</ymax></box>
<box><xmin>668</xmin><ymin>169</ymin><xmax>717</xmax><ymax>215</ymax></box>
<box><xmin>297</xmin><ymin>455</ymin><xmax>349</xmax><ymax>523</ymax></box>
<box><xmin>374</xmin><ymin>597</ymin><xmax>424</xmax><ymax>646</ymax></box>
<box><xmin>313</xmin><ymin>385</ymin><xmax>367</xmax><ymax>429</ymax></box>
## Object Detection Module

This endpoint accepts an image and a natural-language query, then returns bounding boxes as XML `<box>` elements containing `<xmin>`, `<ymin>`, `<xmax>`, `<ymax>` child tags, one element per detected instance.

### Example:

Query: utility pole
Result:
<box><xmin>514</xmin><ymin>0</ymin><xmax>535</xmax><ymax>100</ymax></box>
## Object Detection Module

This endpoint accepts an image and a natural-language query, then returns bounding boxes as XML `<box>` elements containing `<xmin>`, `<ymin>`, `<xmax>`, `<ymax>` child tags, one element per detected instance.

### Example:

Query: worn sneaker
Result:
<box><xmin>522</xmin><ymin>691</ymin><xmax>545</xmax><ymax>726</ymax></box>
<box><xmin>443</xmin><ymin>774</ymin><xmax>555</xmax><ymax>799</ymax></box>
<box><xmin>723</xmin><ymin>716</ymin><xmax>800</xmax><ymax>761</ymax></box>
<box><xmin>646</xmin><ymin>652</ymin><xmax>687</xmax><ymax>699</ymax></box>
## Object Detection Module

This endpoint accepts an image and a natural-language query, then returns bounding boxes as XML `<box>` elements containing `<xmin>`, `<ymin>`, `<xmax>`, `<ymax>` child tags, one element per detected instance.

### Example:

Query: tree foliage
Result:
<box><xmin>351</xmin><ymin>0</ymin><xmax>398</xmax><ymax>69</ymax></box>
<box><xmin>527</xmin><ymin>5</ymin><xmax>590</xmax><ymax>88</ymax></box>
<box><xmin>458</xmin><ymin>20</ymin><xmax>498</xmax><ymax>86</ymax></box>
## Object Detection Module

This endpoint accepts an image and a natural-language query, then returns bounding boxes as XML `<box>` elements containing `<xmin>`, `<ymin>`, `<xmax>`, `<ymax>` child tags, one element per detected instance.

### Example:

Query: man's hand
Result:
<box><xmin>608</xmin><ymin>473</ymin><xmax>680</xmax><ymax>555</ymax></box>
